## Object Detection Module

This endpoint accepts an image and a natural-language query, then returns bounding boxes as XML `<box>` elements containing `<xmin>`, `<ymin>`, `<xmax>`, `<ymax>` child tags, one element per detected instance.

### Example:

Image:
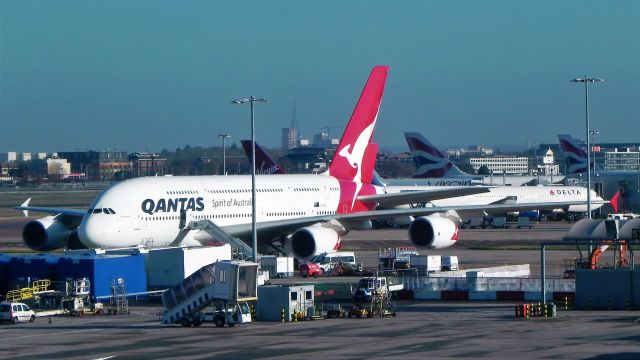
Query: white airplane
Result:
<box><xmin>405</xmin><ymin>132</ymin><xmax>564</xmax><ymax>186</ymax></box>
<box><xmin>400</xmin><ymin>132</ymin><xmax>605</xmax><ymax>213</ymax></box>
<box><xmin>17</xmin><ymin>66</ymin><xmax>596</xmax><ymax>257</ymax></box>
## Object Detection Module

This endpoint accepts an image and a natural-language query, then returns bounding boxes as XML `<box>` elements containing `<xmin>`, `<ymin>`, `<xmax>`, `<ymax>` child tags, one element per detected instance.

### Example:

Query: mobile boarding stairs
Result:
<box><xmin>161</xmin><ymin>260</ymin><xmax>258</xmax><ymax>326</ymax></box>
<box><xmin>173</xmin><ymin>213</ymin><xmax>254</xmax><ymax>260</ymax></box>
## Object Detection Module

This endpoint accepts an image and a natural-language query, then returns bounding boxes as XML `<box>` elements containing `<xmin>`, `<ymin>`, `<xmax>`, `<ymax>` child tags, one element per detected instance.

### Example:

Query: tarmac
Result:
<box><xmin>0</xmin><ymin>301</ymin><xmax>639</xmax><ymax>359</ymax></box>
<box><xmin>2</xmin><ymin>193</ymin><xmax>640</xmax><ymax>359</ymax></box>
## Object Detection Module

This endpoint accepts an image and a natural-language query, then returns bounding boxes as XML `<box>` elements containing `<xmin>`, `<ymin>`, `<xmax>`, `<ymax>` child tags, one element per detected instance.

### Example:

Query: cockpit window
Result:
<box><xmin>92</xmin><ymin>208</ymin><xmax>103</xmax><ymax>214</ymax></box>
<box><xmin>108</xmin><ymin>208</ymin><xmax>116</xmax><ymax>214</ymax></box>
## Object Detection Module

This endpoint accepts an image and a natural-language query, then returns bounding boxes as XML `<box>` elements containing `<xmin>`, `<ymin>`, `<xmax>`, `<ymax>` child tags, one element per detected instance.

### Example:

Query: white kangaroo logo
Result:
<box><xmin>337</xmin><ymin>116</ymin><xmax>377</xmax><ymax>182</ymax></box>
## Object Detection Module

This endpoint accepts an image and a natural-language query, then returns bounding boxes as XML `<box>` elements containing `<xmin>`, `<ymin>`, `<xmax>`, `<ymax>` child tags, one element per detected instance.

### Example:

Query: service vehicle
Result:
<box><xmin>205</xmin><ymin>301</ymin><xmax>252</xmax><ymax>327</ymax></box>
<box><xmin>299</xmin><ymin>262</ymin><xmax>323</xmax><ymax>278</ymax></box>
<box><xmin>312</xmin><ymin>252</ymin><xmax>357</xmax><ymax>273</ymax></box>
<box><xmin>0</xmin><ymin>302</ymin><xmax>36</xmax><ymax>324</ymax></box>
<box><xmin>325</xmin><ymin>303</ymin><xmax>347</xmax><ymax>318</ymax></box>
<box><xmin>352</xmin><ymin>276</ymin><xmax>403</xmax><ymax>302</ymax></box>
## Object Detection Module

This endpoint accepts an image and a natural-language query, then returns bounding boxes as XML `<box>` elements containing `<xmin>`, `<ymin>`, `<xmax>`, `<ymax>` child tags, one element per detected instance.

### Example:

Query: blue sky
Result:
<box><xmin>1</xmin><ymin>1</ymin><xmax>638</xmax><ymax>153</ymax></box>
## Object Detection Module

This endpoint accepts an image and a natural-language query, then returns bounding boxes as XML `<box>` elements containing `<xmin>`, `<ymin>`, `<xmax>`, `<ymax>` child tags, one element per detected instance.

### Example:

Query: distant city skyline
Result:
<box><xmin>1</xmin><ymin>1</ymin><xmax>639</xmax><ymax>153</ymax></box>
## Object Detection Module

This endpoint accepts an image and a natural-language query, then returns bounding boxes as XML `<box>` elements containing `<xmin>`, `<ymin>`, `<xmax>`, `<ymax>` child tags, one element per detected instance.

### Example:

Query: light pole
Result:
<box><xmin>231</xmin><ymin>96</ymin><xmax>268</xmax><ymax>261</ymax></box>
<box><xmin>218</xmin><ymin>134</ymin><xmax>231</xmax><ymax>175</ymax></box>
<box><xmin>589</xmin><ymin>130</ymin><xmax>599</xmax><ymax>177</ymax></box>
<box><xmin>571</xmin><ymin>76</ymin><xmax>604</xmax><ymax>219</ymax></box>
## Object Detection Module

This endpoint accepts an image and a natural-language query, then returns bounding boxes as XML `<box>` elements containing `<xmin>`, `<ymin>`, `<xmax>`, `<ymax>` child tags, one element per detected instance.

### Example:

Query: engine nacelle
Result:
<box><xmin>389</xmin><ymin>216</ymin><xmax>414</xmax><ymax>227</ymax></box>
<box><xmin>408</xmin><ymin>215</ymin><xmax>459</xmax><ymax>249</ymax></box>
<box><xmin>290</xmin><ymin>226</ymin><xmax>341</xmax><ymax>260</ymax></box>
<box><xmin>22</xmin><ymin>216</ymin><xmax>73</xmax><ymax>251</ymax></box>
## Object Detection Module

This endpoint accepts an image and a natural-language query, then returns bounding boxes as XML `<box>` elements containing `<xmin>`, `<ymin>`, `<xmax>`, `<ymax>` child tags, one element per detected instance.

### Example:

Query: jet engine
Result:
<box><xmin>408</xmin><ymin>215</ymin><xmax>459</xmax><ymax>249</ymax></box>
<box><xmin>22</xmin><ymin>216</ymin><xmax>74</xmax><ymax>251</ymax></box>
<box><xmin>290</xmin><ymin>226</ymin><xmax>340</xmax><ymax>260</ymax></box>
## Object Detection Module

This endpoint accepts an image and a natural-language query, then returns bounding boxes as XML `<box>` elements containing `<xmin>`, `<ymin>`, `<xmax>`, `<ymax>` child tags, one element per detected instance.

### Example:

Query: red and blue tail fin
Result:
<box><xmin>558</xmin><ymin>134</ymin><xmax>600</xmax><ymax>175</ymax></box>
<box><xmin>241</xmin><ymin>140</ymin><xmax>286</xmax><ymax>174</ymax></box>
<box><xmin>404</xmin><ymin>132</ymin><xmax>468</xmax><ymax>178</ymax></box>
<box><xmin>329</xmin><ymin>66</ymin><xmax>388</xmax><ymax>184</ymax></box>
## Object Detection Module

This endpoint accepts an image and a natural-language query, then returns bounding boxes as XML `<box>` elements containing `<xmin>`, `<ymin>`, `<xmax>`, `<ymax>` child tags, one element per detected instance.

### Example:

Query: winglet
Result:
<box><xmin>20</xmin><ymin>198</ymin><xmax>31</xmax><ymax>217</ymax></box>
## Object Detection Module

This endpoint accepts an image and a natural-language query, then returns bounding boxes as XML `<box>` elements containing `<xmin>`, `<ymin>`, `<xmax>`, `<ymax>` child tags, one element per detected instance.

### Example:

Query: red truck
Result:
<box><xmin>299</xmin><ymin>263</ymin><xmax>323</xmax><ymax>278</ymax></box>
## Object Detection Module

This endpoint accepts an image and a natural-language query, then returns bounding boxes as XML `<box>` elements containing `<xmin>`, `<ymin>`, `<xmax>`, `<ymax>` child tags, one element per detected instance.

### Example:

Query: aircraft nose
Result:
<box><xmin>78</xmin><ymin>215</ymin><xmax>111</xmax><ymax>248</ymax></box>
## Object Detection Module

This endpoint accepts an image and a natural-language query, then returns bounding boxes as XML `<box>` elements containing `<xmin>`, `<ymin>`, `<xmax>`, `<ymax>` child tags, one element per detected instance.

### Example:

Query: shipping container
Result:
<box><xmin>410</xmin><ymin>255</ymin><xmax>441</xmax><ymax>275</ymax></box>
<box><xmin>56</xmin><ymin>254</ymin><xmax>147</xmax><ymax>298</ymax></box>
<box><xmin>257</xmin><ymin>285</ymin><xmax>315</xmax><ymax>321</ymax></box>
<box><xmin>146</xmin><ymin>245</ymin><xmax>231</xmax><ymax>288</ymax></box>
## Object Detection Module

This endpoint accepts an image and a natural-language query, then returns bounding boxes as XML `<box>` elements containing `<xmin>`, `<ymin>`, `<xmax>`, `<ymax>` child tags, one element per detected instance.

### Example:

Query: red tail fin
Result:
<box><xmin>360</xmin><ymin>143</ymin><xmax>379</xmax><ymax>184</ymax></box>
<box><xmin>610</xmin><ymin>191</ymin><xmax>621</xmax><ymax>213</ymax></box>
<box><xmin>329</xmin><ymin>66</ymin><xmax>388</xmax><ymax>183</ymax></box>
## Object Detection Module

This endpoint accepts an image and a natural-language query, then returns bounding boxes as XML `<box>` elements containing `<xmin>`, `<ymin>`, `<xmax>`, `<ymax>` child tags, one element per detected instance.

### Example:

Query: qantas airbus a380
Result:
<box><xmin>17</xmin><ymin>66</ymin><xmax>595</xmax><ymax>259</ymax></box>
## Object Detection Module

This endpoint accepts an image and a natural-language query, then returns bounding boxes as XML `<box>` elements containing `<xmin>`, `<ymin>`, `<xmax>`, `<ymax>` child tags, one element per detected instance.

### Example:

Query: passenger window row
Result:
<box><xmin>142</xmin><ymin>213</ymin><xmax>253</xmax><ymax>221</ymax></box>
<box><xmin>167</xmin><ymin>190</ymin><xmax>198</xmax><ymax>195</ymax></box>
<box><xmin>266</xmin><ymin>211</ymin><xmax>306</xmax><ymax>217</ymax></box>
<box><xmin>206</xmin><ymin>188</ymin><xmax>284</xmax><ymax>194</ymax></box>
<box><xmin>293</xmin><ymin>187</ymin><xmax>320</xmax><ymax>192</ymax></box>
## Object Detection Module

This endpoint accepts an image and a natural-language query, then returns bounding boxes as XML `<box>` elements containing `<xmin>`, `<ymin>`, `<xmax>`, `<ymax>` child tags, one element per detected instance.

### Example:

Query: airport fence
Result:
<box><xmin>400</xmin><ymin>276</ymin><xmax>575</xmax><ymax>293</ymax></box>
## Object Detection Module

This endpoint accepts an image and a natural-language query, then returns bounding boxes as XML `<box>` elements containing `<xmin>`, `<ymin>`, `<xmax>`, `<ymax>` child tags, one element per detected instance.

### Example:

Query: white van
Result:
<box><xmin>309</xmin><ymin>251</ymin><xmax>357</xmax><ymax>273</ymax></box>
<box><xmin>0</xmin><ymin>302</ymin><xmax>36</xmax><ymax>324</ymax></box>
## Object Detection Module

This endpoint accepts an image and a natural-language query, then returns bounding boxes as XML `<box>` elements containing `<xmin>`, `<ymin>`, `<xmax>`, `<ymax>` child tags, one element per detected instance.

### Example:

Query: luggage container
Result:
<box><xmin>517</xmin><ymin>216</ymin><xmax>533</xmax><ymax>229</ymax></box>
<box><xmin>260</xmin><ymin>256</ymin><xmax>294</xmax><ymax>278</ymax></box>
<box><xmin>441</xmin><ymin>256</ymin><xmax>459</xmax><ymax>271</ymax></box>
<box><xmin>410</xmin><ymin>255</ymin><xmax>441</xmax><ymax>275</ymax></box>
<box><xmin>492</xmin><ymin>216</ymin><xmax>508</xmax><ymax>228</ymax></box>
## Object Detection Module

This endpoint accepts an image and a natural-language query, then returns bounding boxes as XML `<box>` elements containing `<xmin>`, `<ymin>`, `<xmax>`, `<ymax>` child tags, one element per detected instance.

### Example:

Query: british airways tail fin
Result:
<box><xmin>558</xmin><ymin>134</ymin><xmax>600</xmax><ymax>175</ymax></box>
<box><xmin>404</xmin><ymin>132</ymin><xmax>468</xmax><ymax>178</ymax></box>
<box><xmin>328</xmin><ymin>66</ymin><xmax>389</xmax><ymax>183</ymax></box>
<box><xmin>241</xmin><ymin>140</ymin><xmax>286</xmax><ymax>174</ymax></box>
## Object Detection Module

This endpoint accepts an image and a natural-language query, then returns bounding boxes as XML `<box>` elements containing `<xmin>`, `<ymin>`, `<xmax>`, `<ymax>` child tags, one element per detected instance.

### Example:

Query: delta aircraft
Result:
<box><xmin>406</xmin><ymin>132</ymin><xmax>565</xmax><ymax>186</ymax></box>
<box><xmin>16</xmin><ymin>66</ymin><xmax>595</xmax><ymax>259</ymax></box>
<box><xmin>382</xmin><ymin>132</ymin><xmax>606</xmax><ymax>225</ymax></box>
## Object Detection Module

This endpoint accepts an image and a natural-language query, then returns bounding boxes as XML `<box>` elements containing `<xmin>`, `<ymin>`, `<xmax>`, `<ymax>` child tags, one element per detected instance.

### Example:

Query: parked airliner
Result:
<box><xmin>17</xmin><ymin>66</ymin><xmax>594</xmax><ymax>258</ymax></box>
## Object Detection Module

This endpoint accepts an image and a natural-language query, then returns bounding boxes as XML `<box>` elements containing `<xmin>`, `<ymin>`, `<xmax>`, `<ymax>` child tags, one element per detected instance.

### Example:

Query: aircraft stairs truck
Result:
<box><xmin>161</xmin><ymin>260</ymin><xmax>258</xmax><ymax>327</ymax></box>
<box><xmin>177</xmin><ymin>217</ymin><xmax>254</xmax><ymax>260</ymax></box>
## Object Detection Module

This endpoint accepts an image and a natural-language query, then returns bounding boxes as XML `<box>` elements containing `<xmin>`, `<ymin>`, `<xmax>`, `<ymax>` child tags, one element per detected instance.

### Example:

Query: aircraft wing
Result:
<box><xmin>223</xmin><ymin>199</ymin><xmax>606</xmax><ymax>240</ymax></box>
<box><xmin>357</xmin><ymin>186</ymin><xmax>491</xmax><ymax>209</ymax></box>
<box><xmin>331</xmin><ymin>199</ymin><xmax>608</xmax><ymax>223</ymax></box>
<box><xmin>15</xmin><ymin>198</ymin><xmax>86</xmax><ymax>219</ymax></box>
